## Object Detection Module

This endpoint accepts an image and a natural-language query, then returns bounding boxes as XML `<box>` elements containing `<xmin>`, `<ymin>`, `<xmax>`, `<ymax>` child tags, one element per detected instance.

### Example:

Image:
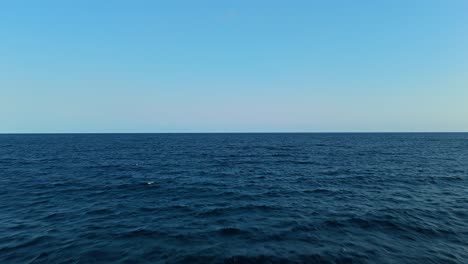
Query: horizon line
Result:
<box><xmin>1</xmin><ymin>131</ymin><xmax>467</xmax><ymax>135</ymax></box>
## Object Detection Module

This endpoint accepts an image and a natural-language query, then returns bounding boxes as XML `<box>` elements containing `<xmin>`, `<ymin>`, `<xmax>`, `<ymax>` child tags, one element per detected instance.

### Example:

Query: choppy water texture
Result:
<box><xmin>1</xmin><ymin>133</ymin><xmax>467</xmax><ymax>263</ymax></box>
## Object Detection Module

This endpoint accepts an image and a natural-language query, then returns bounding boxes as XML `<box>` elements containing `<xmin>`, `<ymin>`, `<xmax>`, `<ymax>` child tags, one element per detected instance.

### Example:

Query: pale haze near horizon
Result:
<box><xmin>1</xmin><ymin>1</ymin><xmax>467</xmax><ymax>133</ymax></box>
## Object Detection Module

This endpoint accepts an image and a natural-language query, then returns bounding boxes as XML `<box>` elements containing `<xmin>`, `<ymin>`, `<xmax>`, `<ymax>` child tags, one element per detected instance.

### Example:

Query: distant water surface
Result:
<box><xmin>0</xmin><ymin>133</ymin><xmax>467</xmax><ymax>263</ymax></box>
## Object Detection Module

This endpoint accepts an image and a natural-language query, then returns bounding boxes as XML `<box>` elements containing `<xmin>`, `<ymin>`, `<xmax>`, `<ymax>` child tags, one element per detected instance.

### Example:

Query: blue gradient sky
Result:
<box><xmin>1</xmin><ymin>0</ymin><xmax>467</xmax><ymax>132</ymax></box>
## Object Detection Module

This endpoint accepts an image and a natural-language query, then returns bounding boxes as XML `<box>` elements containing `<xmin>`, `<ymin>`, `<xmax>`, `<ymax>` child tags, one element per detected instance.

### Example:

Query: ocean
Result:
<box><xmin>0</xmin><ymin>133</ymin><xmax>467</xmax><ymax>263</ymax></box>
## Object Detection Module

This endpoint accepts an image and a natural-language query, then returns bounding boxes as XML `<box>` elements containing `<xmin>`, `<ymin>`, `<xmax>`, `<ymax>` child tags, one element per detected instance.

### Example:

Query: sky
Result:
<box><xmin>1</xmin><ymin>0</ymin><xmax>467</xmax><ymax>133</ymax></box>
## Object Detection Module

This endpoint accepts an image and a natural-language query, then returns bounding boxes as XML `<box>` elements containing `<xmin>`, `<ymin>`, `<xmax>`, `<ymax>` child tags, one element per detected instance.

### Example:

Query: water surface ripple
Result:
<box><xmin>1</xmin><ymin>133</ymin><xmax>467</xmax><ymax>263</ymax></box>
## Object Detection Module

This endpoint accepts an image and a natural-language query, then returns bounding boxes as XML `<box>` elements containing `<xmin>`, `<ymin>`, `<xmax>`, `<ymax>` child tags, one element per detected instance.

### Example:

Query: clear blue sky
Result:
<box><xmin>1</xmin><ymin>0</ymin><xmax>467</xmax><ymax>132</ymax></box>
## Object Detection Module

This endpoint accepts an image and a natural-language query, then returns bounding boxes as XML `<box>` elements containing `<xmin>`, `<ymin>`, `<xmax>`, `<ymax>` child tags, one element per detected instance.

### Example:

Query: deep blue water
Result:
<box><xmin>1</xmin><ymin>133</ymin><xmax>467</xmax><ymax>263</ymax></box>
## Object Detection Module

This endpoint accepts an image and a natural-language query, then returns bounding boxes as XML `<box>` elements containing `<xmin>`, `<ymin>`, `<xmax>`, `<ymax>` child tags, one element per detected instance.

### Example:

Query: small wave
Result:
<box><xmin>198</xmin><ymin>205</ymin><xmax>279</xmax><ymax>217</ymax></box>
<box><xmin>0</xmin><ymin>235</ymin><xmax>54</xmax><ymax>253</ymax></box>
<box><xmin>217</xmin><ymin>227</ymin><xmax>248</xmax><ymax>236</ymax></box>
<box><xmin>276</xmin><ymin>159</ymin><xmax>322</xmax><ymax>165</ymax></box>
<box><xmin>314</xmin><ymin>143</ymin><xmax>328</xmax><ymax>147</ymax></box>
<box><xmin>271</xmin><ymin>153</ymin><xmax>292</xmax><ymax>157</ymax></box>
<box><xmin>85</xmin><ymin>208</ymin><xmax>113</xmax><ymax>216</ymax></box>
<box><xmin>41</xmin><ymin>212</ymin><xmax>68</xmax><ymax>220</ymax></box>
<box><xmin>303</xmin><ymin>188</ymin><xmax>338</xmax><ymax>194</ymax></box>
<box><xmin>321</xmin><ymin>169</ymin><xmax>352</xmax><ymax>176</ymax></box>
<box><xmin>116</xmin><ymin>228</ymin><xmax>167</xmax><ymax>239</ymax></box>
<box><xmin>139</xmin><ymin>206</ymin><xmax>159</xmax><ymax>212</ymax></box>
<box><xmin>223</xmin><ymin>254</ymin><xmax>355</xmax><ymax>264</ymax></box>
<box><xmin>439</xmin><ymin>175</ymin><xmax>464</xmax><ymax>181</ymax></box>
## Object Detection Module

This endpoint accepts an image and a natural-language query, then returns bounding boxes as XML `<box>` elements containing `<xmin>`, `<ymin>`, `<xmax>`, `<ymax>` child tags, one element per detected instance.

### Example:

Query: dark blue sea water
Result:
<box><xmin>1</xmin><ymin>133</ymin><xmax>467</xmax><ymax>263</ymax></box>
